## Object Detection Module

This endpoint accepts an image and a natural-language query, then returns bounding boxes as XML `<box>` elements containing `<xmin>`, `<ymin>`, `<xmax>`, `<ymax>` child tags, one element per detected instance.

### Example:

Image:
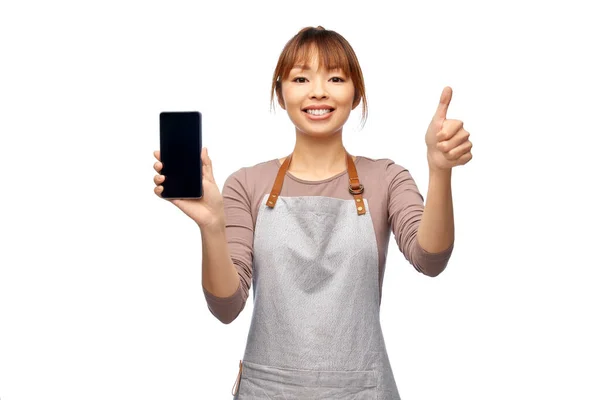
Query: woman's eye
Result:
<box><xmin>291</xmin><ymin>76</ymin><xmax>344</xmax><ymax>83</ymax></box>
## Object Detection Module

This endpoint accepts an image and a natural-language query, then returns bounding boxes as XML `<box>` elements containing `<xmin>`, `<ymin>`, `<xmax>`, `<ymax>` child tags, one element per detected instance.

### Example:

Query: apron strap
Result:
<box><xmin>231</xmin><ymin>359</ymin><xmax>242</xmax><ymax>396</ymax></box>
<box><xmin>266</xmin><ymin>151</ymin><xmax>366</xmax><ymax>215</ymax></box>
<box><xmin>346</xmin><ymin>151</ymin><xmax>366</xmax><ymax>215</ymax></box>
<box><xmin>265</xmin><ymin>153</ymin><xmax>292</xmax><ymax>208</ymax></box>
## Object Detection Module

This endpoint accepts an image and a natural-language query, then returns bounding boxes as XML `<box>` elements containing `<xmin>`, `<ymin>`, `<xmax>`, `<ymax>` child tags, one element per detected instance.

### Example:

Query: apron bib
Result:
<box><xmin>232</xmin><ymin>151</ymin><xmax>401</xmax><ymax>399</ymax></box>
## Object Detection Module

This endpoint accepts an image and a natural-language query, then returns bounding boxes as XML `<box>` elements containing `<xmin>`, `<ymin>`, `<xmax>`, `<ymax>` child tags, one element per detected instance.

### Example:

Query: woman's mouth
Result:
<box><xmin>303</xmin><ymin>108</ymin><xmax>334</xmax><ymax>120</ymax></box>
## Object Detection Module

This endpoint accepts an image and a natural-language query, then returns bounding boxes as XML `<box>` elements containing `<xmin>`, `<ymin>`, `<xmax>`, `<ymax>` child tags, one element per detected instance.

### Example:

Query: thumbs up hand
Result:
<box><xmin>425</xmin><ymin>86</ymin><xmax>473</xmax><ymax>171</ymax></box>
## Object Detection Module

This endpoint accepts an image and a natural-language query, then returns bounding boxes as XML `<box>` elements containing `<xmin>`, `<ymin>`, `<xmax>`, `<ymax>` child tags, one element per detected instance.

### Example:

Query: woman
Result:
<box><xmin>153</xmin><ymin>26</ymin><xmax>472</xmax><ymax>399</ymax></box>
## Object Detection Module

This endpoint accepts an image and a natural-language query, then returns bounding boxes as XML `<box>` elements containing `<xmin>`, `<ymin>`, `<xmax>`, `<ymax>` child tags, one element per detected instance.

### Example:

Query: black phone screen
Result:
<box><xmin>159</xmin><ymin>111</ymin><xmax>202</xmax><ymax>199</ymax></box>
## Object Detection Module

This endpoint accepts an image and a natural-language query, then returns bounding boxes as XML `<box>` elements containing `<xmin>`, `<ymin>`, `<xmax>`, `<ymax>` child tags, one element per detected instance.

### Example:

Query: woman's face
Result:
<box><xmin>280</xmin><ymin>53</ymin><xmax>357</xmax><ymax>138</ymax></box>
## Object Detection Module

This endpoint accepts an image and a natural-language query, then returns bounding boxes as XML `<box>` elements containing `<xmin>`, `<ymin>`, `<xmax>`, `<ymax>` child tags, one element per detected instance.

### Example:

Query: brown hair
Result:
<box><xmin>270</xmin><ymin>26</ymin><xmax>368</xmax><ymax>127</ymax></box>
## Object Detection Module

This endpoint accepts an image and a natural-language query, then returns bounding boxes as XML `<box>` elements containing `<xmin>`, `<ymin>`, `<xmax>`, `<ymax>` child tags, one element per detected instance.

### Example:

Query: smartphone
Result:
<box><xmin>159</xmin><ymin>111</ymin><xmax>203</xmax><ymax>199</ymax></box>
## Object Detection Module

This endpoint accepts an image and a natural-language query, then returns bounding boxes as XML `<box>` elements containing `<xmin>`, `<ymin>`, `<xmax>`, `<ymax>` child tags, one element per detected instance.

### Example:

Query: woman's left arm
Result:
<box><xmin>418</xmin><ymin>86</ymin><xmax>473</xmax><ymax>253</ymax></box>
<box><xmin>417</xmin><ymin>168</ymin><xmax>454</xmax><ymax>253</ymax></box>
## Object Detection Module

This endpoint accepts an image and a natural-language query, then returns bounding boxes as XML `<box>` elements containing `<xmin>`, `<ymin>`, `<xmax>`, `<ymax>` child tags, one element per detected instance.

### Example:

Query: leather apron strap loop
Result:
<box><xmin>266</xmin><ymin>151</ymin><xmax>366</xmax><ymax>215</ymax></box>
<box><xmin>231</xmin><ymin>359</ymin><xmax>243</xmax><ymax>396</ymax></box>
<box><xmin>345</xmin><ymin>151</ymin><xmax>366</xmax><ymax>215</ymax></box>
<box><xmin>265</xmin><ymin>153</ymin><xmax>292</xmax><ymax>208</ymax></box>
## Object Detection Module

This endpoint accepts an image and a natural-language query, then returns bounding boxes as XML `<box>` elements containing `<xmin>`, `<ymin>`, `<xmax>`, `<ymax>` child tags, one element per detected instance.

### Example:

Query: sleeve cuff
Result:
<box><xmin>202</xmin><ymin>280</ymin><xmax>242</xmax><ymax>304</ymax></box>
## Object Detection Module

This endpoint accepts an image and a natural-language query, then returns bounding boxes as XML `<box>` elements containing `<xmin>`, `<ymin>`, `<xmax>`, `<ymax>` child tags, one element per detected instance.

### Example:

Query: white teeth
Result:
<box><xmin>306</xmin><ymin>109</ymin><xmax>332</xmax><ymax>116</ymax></box>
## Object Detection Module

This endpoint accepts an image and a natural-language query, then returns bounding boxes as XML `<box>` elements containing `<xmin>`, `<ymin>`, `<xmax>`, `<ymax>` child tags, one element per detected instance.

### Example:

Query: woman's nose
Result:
<box><xmin>309</xmin><ymin>79</ymin><xmax>328</xmax><ymax>99</ymax></box>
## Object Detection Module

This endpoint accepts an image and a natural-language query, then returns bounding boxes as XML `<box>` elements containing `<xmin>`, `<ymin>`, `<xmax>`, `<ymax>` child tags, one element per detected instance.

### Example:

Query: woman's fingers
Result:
<box><xmin>202</xmin><ymin>147</ymin><xmax>215</xmax><ymax>184</ymax></box>
<box><xmin>153</xmin><ymin>150</ymin><xmax>163</xmax><ymax>197</ymax></box>
<box><xmin>153</xmin><ymin>151</ymin><xmax>162</xmax><ymax>173</ymax></box>
<box><xmin>154</xmin><ymin>174</ymin><xmax>164</xmax><ymax>185</ymax></box>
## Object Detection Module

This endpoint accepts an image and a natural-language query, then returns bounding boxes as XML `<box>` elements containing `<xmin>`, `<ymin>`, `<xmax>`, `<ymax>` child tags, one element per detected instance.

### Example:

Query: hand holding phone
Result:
<box><xmin>154</xmin><ymin>112</ymin><xmax>225</xmax><ymax>229</ymax></box>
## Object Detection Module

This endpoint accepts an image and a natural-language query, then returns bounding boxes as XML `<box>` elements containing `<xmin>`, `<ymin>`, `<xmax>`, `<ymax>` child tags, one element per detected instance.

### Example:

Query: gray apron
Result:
<box><xmin>232</xmin><ymin>151</ymin><xmax>401</xmax><ymax>399</ymax></box>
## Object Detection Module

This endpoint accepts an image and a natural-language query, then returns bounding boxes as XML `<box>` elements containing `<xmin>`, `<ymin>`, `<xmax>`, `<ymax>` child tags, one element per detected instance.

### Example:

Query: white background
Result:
<box><xmin>1</xmin><ymin>0</ymin><xmax>599</xmax><ymax>399</ymax></box>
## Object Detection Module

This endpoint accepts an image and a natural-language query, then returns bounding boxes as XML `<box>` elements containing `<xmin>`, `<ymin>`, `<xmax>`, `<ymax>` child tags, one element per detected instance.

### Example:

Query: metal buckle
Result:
<box><xmin>348</xmin><ymin>183</ymin><xmax>364</xmax><ymax>195</ymax></box>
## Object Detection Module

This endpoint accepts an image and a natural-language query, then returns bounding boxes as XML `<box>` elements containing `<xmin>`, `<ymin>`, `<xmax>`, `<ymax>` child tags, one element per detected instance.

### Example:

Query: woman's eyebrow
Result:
<box><xmin>291</xmin><ymin>65</ymin><xmax>342</xmax><ymax>72</ymax></box>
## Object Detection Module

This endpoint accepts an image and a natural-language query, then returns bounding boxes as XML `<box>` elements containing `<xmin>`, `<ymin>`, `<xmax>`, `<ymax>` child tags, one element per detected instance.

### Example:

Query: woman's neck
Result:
<box><xmin>279</xmin><ymin>130</ymin><xmax>355</xmax><ymax>181</ymax></box>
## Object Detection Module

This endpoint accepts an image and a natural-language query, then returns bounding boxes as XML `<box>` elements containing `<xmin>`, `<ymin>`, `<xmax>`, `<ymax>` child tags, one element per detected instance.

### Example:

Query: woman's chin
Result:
<box><xmin>297</xmin><ymin>127</ymin><xmax>343</xmax><ymax>137</ymax></box>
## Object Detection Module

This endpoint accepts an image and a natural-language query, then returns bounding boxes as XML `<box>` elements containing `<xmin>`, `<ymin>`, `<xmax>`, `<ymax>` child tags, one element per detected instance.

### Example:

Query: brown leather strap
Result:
<box><xmin>265</xmin><ymin>153</ymin><xmax>292</xmax><ymax>208</ymax></box>
<box><xmin>346</xmin><ymin>151</ymin><xmax>366</xmax><ymax>215</ymax></box>
<box><xmin>231</xmin><ymin>360</ymin><xmax>242</xmax><ymax>396</ymax></box>
<box><xmin>266</xmin><ymin>150</ymin><xmax>366</xmax><ymax>215</ymax></box>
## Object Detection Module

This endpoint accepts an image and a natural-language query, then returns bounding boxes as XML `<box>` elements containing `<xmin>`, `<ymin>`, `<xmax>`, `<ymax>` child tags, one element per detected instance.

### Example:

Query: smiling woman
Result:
<box><xmin>270</xmin><ymin>25</ymin><xmax>368</xmax><ymax>129</ymax></box>
<box><xmin>219</xmin><ymin>26</ymin><xmax>454</xmax><ymax>400</ymax></box>
<box><xmin>154</xmin><ymin>25</ymin><xmax>458</xmax><ymax>400</ymax></box>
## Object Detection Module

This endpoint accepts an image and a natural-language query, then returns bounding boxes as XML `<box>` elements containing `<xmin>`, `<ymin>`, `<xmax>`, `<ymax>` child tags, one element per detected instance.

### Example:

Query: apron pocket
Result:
<box><xmin>237</xmin><ymin>360</ymin><xmax>377</xmax><ymax>400</ymax></box>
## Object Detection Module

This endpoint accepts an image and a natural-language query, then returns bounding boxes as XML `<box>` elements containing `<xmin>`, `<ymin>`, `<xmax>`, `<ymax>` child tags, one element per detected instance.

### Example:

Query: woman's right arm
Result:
<box><xmin>200</xmin><ymin>220</ymin><xmax>241</xmax><ymax>293</ymax></box>
<box><xmin>200</xmin><ymin>220</ymin><xmax>246</xmax><ymax>324</ymax></box>
<box><xmin>201</xmin><ymin>167</ymin><xmax>255</xmax><ymax>325</ymax></box>
<box><xmin>154</xmin><ymin>148</ymin><xmax>253</xmax><ymax>324</ymax></box>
